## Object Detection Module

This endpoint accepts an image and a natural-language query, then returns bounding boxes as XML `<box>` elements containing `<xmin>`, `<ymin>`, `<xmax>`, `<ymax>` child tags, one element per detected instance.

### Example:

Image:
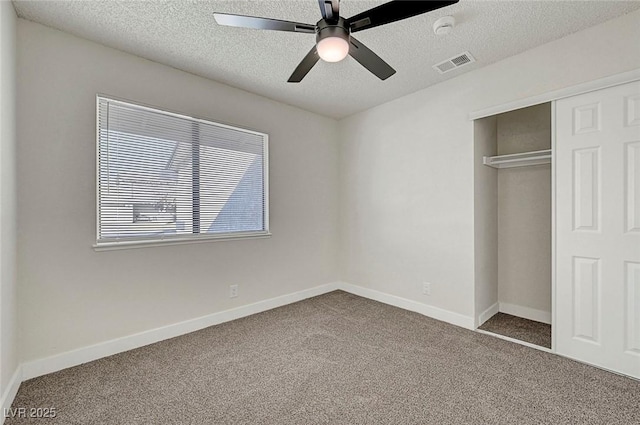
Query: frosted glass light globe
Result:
<box><xmin>317</xmin><ymin>36</ymin><xmax>349</xmax><ymax>62</ymax></box>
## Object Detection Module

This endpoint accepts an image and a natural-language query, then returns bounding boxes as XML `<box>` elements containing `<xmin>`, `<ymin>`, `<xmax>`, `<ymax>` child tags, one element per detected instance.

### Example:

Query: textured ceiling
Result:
<box><xmin>13</xmin><ymin>1</ymin><xmax>640</xmax><ymax>119</ymax></box>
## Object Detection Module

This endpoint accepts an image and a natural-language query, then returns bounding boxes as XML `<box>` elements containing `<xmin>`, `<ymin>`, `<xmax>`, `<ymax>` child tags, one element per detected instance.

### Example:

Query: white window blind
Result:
<box><xmin>96</xmin><ymin>96</ymin><xmax>269</xmax><ymax>248</ymax></box>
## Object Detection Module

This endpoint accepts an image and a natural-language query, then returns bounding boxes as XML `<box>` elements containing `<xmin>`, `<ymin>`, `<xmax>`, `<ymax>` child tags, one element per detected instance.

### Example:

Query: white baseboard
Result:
<box><xmin>339</xmin><ymin>282</ymin><xmax>475</xmax><ymax>330</ymax></box>
<box><xmin>21</xmin><ymin>281</ymin><xmax>476</xmax><ymax>383</ymax></box>
<box><xmin>0</xmin><ymin>365</ymin><xmax>22</xmax><ymax>425</ymax></box>
<box><xmin>11</xmin><ymin>280</ymin><xmax>635</xmax><ymax>409</ymax></box>
<box><xmin>22</xmin><ymin>282</ymin><xmax>340</xmax><ymax>381</ymax></box>
<box><xmin>477</xmin><ymin>302</ymin><xmax>499</xmax><ymax>327</ymax></box>
<box><xmin>499</xmin><ymin>302</ymin><xmax>551</xmax><ymax>325</ymax></box>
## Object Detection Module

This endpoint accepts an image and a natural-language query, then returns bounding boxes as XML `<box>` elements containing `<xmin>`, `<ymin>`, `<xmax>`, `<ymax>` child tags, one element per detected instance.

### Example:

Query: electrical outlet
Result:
<box><xmin>229</xmin><ymin>284</ymin><xmax>239</xmax><ymax>298</ymax></box>
<box><xmin>422</xmin><ymin>282</ymin><xmax>431</xmax><ymax>296</ymax></box>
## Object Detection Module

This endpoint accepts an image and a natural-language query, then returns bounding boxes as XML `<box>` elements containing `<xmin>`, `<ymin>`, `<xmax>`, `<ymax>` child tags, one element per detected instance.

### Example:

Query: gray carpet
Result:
<box><xmin>7</xmin><ymin>291</ymin><xmax>640</xmax><ymax>424</ymax></box>
<box><xmin>479</xmin><ymin>312</ymin><xmax>552</xmax><ymax>349</ymax></box>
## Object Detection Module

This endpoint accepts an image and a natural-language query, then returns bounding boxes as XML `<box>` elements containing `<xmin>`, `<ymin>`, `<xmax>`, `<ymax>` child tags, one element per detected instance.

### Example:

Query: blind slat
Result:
<box><xmin>97</xmin><ymin>97</ymin><xmax>268</xmax><ymax>243</ymax></box>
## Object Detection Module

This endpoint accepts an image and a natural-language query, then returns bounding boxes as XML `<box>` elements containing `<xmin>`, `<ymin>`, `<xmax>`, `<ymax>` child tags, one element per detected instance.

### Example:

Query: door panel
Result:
<box><xmin>572</xmin><ymin>256</ymin><xmax>600</xmax><ymax>343</ymax></box>
<box><xmin>626</xmin><ymin>261</ymin><xmax>640</xmax><ymax>354</ymax></box>
<box><xmin>556</xmin><ymin>80</ymin><xmax>640</xmax><ymax>378</ymax></box>
<box><xmin>573</xmin><ymin>148</ymin><xmax>600</xmax><ymax>232</ymax></box>
<box><xmin>626</xmin><ymin>141</ymin><xmax>640</xmax><ymax>233</ymax></box>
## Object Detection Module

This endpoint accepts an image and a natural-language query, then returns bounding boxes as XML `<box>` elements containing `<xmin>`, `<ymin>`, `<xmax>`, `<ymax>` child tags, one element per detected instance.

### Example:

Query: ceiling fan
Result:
<box><xmin>213</xmin><ymin>0</ymin><xmax>459</xmax><ymax>83</ymax></box>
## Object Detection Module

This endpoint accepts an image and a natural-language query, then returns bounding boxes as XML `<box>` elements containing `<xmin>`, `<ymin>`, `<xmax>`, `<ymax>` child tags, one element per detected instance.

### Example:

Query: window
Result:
<box><xmin>96</xmin><ymin>96</ymin><xmax>269</xmax><ymax>249</ymax></box>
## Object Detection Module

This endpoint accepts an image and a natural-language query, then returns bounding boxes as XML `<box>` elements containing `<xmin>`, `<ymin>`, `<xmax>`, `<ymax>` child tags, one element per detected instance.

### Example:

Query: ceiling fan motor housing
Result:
<box><xmin>316</xmin><ymin>17</ymin><xmax>350</xmax><ymax>44</ymax></box>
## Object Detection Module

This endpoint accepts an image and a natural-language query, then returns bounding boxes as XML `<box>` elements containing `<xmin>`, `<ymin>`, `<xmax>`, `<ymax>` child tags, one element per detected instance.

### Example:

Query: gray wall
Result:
<box><xmin>339</xmin><ymin>9</ymin><xmax>640</xmax><ymax>322</ymax></box>
<box><xmin>497</xmin><ymin>104</ymin><xmax>552</xmax><ymax>316</ymax></box>
<box><xmin>17</xmin><ymin>20</ymin><xmax>340</xmax><ymax>363</ymax></box>
<box><xmin>12</xmin><ymin>7</ymin><xmax>640</xmax><ymax>365</ymax></box>
<box><xmin>474</xmin><ymin>116</ymin><xmax>498</xmax><ymax>324</ymax></box>
<box><xmin>0</xmin><ymin>0</ymin><xmax>19</xmax><ymax>396</ymax></box>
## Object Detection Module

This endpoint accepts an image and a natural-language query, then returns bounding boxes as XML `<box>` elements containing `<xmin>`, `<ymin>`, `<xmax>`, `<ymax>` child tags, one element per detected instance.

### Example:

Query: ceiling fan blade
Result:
<box><xmin>347</xmin><ymin>0</ymin><xmax>459</xmax><ymax>33</ymax></box>
<box><xmin>317</xmin><ymin>0</ymin><xmax>340</xmax><ymax>21</ymax></box>
<box><xmin>288</xmin><ymin>46</ymin><xmax>320</xmax><ymax>83</ymax></box>
<box><xmin>348</xmin><ymin>37</ymin><xmax>396</xmax><ymax>80</ymax></box>
<box><xmin>213</xmin><ymin>13</ymin><xmax>315</xmax><ymax>34</ymax></box>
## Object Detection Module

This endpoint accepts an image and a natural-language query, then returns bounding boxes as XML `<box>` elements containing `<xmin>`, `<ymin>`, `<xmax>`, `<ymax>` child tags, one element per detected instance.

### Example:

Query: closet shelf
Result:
<box><xmin>483</xmin><ymin>149</ymin><xmax>551</xmax><ymax>169</ymax></box>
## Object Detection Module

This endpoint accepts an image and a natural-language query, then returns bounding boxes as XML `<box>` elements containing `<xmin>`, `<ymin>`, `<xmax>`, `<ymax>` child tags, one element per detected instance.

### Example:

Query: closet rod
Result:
<box><xmin>483</xmin><ymin>149</ymin><xmax>551</xmax><ymax>169</ymax></box>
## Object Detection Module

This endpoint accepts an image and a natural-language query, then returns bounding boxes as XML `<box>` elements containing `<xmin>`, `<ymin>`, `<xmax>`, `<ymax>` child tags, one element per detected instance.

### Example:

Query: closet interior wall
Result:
<box><xmin>474</xmin><ymin>103</ymin><xmax>552</xmax><ymax>326</ymax></box>
<box><xmin>497</xmin><ymin>104</ymin><xmax>552</xmax><ymax>322</ymax></box>
<box><xmin>474</xmin><ymin>116</ymin><xmax>498</xmax><ymax>325</ymax></box>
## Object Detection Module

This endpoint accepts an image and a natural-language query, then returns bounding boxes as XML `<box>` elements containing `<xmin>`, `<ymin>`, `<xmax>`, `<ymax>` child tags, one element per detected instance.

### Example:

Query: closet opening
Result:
<box><xmin>473</xmin><ymin>102</ymin><xmax>552</xmax><ymax>350</ymax></box>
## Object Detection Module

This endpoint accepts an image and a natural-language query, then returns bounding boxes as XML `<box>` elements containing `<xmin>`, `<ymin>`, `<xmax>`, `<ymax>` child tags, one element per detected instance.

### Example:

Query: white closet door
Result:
<box><xmin>556</xmin><ymin>80</ymin><xmax>640</xmax><ymax>378</ymax></box>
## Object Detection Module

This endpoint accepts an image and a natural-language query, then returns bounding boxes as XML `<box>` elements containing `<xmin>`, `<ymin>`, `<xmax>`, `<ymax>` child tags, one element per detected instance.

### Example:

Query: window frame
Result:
<box><xmin>94</xmin><ymin>95</ymin><xmax>270</xmax><ymax>251</ymax></box>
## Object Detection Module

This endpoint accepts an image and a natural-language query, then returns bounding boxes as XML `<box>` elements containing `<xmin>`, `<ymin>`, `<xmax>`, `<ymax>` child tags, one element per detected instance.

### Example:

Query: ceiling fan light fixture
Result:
<box><xmin>317</xmin><ymin>36</ymin><xmax>350</xmax><ymax>62</ymax></box>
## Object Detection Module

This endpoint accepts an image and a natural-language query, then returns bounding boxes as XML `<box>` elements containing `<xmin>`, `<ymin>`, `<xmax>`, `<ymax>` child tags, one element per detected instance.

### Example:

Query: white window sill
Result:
<box><xmin>93</xmin><ymin>231</ymin><xmax>272</xmax><ymax>251</ymax></box>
